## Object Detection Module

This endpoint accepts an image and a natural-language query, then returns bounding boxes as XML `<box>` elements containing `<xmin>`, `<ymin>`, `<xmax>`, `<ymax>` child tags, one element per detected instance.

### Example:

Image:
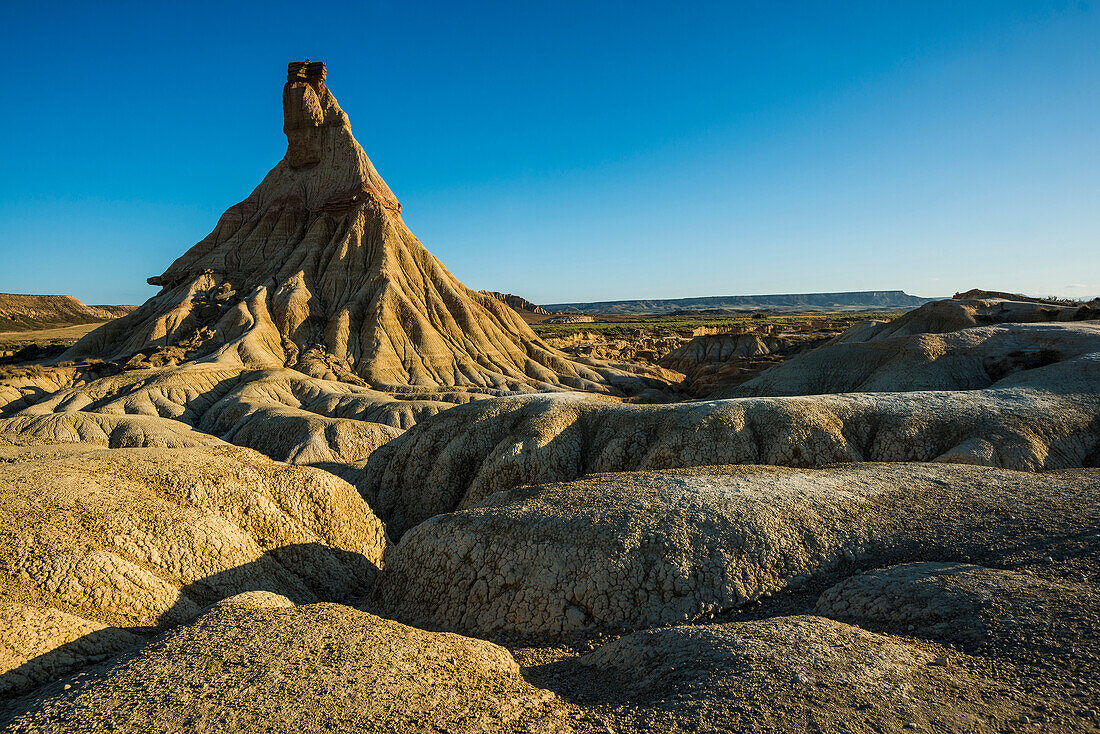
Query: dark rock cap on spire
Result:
<box><xmin>287</xmin><ymin>60</ymin><xmax>309</xmax><ymax>82</ymax></box>
<box><xmin>286</xmin><ymin>59</ymin><xmax>326</xmax><ymax>84</ymax></box>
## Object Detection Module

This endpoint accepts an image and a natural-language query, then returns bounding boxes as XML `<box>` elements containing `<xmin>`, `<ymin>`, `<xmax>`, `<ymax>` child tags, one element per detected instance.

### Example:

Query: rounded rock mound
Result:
<box><xmin>363</xmin><ymin>378</ymin><xmax>1100</xmax><ymax>536</ymax></box>
<box><xmin>728</xmin><ymin>320</ymin><xmax>1100</xmax><ymax>397</ymax></box>
<box><xmin>0</xmin><ymin>443</ymin><xmax>387</xmax><ymax>695</ymax></box>
<box><xmin>374</xmin><ymin>462</ymin><xmax>1099</xmax><ymax>638</ymax></box>
<box><xmin>816</xmin><ymin>562</ymin><xmax>1100</xmax><ymax>665</ymax></box>
<box><xmin>579</xmin><ymin>615</ymin><xmax>1022</xmax><ymax>733</ymax></box>
<box><xmin>376</xmin><ymin>465</ymin><xmax>886</xmax><ymax>636</ymax></box>
<box><xmin>0</xmin><ymin>443</ymin><xmax>387</xmax><ymax>627</ymax></box>
<box><xmin>0</xmin><ymin>603</ymin><xmax>143</xmax><ymax>696</ymax></box>
<box><xmin>3</xmin><ymin>602</ymin><xmax>570</xmax><ymax>733</ymax></box>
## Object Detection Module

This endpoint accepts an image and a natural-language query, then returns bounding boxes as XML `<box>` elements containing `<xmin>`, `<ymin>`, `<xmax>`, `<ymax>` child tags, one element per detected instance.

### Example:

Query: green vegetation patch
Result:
<box><xmin>532</xmin><ymin>311</ymin><xmax>898</xmax><ymax>338</ymax></box>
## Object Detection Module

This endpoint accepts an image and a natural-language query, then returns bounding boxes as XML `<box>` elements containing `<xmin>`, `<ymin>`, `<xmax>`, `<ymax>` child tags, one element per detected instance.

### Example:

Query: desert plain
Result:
<box><xmin>0</xmin><ymin>62</ymin><xmax>1097</xmax><ymax>734</ymax></box>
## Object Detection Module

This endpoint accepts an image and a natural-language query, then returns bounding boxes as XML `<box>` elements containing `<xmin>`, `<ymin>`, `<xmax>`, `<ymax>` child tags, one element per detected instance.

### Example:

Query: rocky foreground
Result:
<box><xmin>2</xmin><ymin>291</ymin><xmax>1097</xmax><ymax>734</ymax></box>
<box><xmin>0</xmin><ymin>61</ymin><xmax>1098</xmax><ymax>733</ymax></box>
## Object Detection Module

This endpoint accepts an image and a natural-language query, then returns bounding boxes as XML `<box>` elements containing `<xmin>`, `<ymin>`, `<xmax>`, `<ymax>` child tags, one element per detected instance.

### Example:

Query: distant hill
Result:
<box><xmin>479</xmin><ymin>291</ymin><xmax>550</xmax><ymax>315</ymax></box>
<box><xmin>952</xmin><ymin>289</ymin><xmax>1082</xmax><ymax>305</ymax></box>
<box><xmin>542</xmin><ymin>291</ymin><xmax>931</xmax><ymax>315</ymax></box>
<box><xmin>0</xmin><ymin>294</ymin><xmax>137</xmax><ymax>332</ymax></box>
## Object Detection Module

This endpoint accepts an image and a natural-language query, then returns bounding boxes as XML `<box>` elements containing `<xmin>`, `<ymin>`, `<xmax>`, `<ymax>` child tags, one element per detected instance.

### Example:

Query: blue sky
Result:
<box><xmin>1</xmin><ymin>1</ymin><xmax>1097</xmax><ymax>305</ymax></box>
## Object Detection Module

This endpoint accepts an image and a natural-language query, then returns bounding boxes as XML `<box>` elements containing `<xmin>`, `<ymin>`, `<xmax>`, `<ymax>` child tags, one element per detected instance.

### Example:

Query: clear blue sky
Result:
<box><xmin>1</xmin><ymin>1</ymin><xmax>1097</xmax><ymax>305</ymax></box>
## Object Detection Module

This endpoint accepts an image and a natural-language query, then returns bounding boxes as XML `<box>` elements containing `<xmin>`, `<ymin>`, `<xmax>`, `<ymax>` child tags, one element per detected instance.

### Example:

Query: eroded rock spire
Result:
<box><xmin>282</xmin><ymin>60</ymin><xmax>344</xmax><ymax>167</ymax></box>
<box><xmin>64</xmin><ymin>64</ymin><xmax>668</xmax><ymax>395</ymax></box>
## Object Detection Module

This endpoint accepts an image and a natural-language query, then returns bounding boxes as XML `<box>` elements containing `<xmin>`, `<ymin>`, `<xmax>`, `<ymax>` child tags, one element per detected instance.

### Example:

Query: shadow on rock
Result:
<box><xmin>1</xmin><ymin>543</ymin><xmax>378</xmax><ymax>704</ymax></box>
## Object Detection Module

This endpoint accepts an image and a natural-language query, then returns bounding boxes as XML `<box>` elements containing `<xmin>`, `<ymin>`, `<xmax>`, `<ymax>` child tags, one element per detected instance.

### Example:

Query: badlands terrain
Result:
<box><xmin>0</xmin><ymin>62</ymin><xmax>1098</xmax><ymax>734</ymax></box>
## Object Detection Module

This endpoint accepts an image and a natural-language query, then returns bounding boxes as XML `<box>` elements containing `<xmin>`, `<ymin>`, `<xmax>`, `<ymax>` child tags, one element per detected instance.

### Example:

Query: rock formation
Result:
<box><xmin>374</xmin><ymin>462</ymin><xmax>1098</xmax><ymax>637</ymax></box>
<box><xmin>660</xmin><ymin>332</ymin><xmax>782</xmax><ymax>370</ymax></box>
<box><xmin>363</xmin><ymin>369</ymin><xmax>1100</xmax><ymax>537</ymax></box>
<box><xmin>577</xmin><ymin>615</ymin><xmax>1024</xmax><ymax>733</ymax></box>
<box><xmin>728</xmin><ymin>321</ymin><xmax>1100</xmax><ymax>397</ymax></box>
<box><xmin>659</xmin><ymin>332</ymin><xmax>814</xmax><ymax>395</ymax></box>
<box><xmin>816</xmin><ymin>562</ymin><xmax>1099</xmax><ymax>663</ymax></box>
<box><xmin>0</xmin><ymin>443</ymin><xmax>386</xmax><ymax>693</ymax></box>
<box><xmin>0</xmin><ymin>603</ymin><xmax>143</xmax><ymax>697</ymax></box>
<box><xmin>4</xmin><ymin>595</ymin><xmax>569</xmax><ymax>733</ymax></box>
<box><xmin>0</xmin><ymin>62</ymin><xmax>684</xmax><ymax>474</ymax></box>
<box><xmin>0</xmin><ymin>410</ymin><xmax>227</xmax><ymax>450</ymax></box>
<box><xmin>856</xmin><ymin>295</ymin><xmax>1096</xmax><ymax>340</ymax></box>
<box><xmin>544</xmin><ymin>331</ymin><xmax>684</xmax><ymax>369</ymax></box>
<box><xmin>479</xmin><ymin>291</ymin><xmax>551</xmax><ymax>315</ymax></box>
<box><xmin>0</xmin><ymin>62</ymin><xmax>1097</xmax><ymax>734</ymax></box>
<box><xmin>61</xmin><ymin>62</ymin><xmax>663</xmax><ymax>397</ymax></box>
<box><xmin>356</xmin><ymin>294</ymin><xmax>1100</xmax><ymax>534</ymax></box>
<box><xmin>723</xmin><ymin>297</ymin><xmax>1100</xmax><ymax>398</ymax></box>
<box><xmin>952</xmin><ymin>288</ymin><xmax>1087</xmax><ymax>305</ymax></box>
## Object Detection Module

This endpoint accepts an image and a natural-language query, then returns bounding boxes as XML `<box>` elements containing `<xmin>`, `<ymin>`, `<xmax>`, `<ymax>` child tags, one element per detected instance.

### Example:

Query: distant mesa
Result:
<box><xmin>62</xmin><ymin>62</ymin><xmax>665</xmax><ymax>396</ymax></box>
<box><xmin>542</xmin><ymin>290</ymin><xmax>932</xmax><ymax>316</ymax></box>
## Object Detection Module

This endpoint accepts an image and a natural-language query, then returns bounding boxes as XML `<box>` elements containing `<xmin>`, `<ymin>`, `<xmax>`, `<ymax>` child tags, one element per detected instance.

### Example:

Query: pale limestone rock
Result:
<box><xmin>204</xmin><ymin>590</ymin><xmax>296</xmax><ymax>612</ymax></box>
<box><xmin>660</xmin><ymin>332</ymin><xmax>788</xmax><ymax>371</ymax></box>
<box><xmin>0</xmin><ymin>444</ymin><xmax>386</xmax><ymax>632</ymax></box>
<box><xmin>1</xmin><ymin>365</ymin><xmax>450</xmax><ymax>465</ymax></box>
<box><xmin>364</xmin><ymin>379</ymin><xmax>1100</xmax><ymax>537</ymax></box>
<box><xmin>0</xmin><ymin>411</ymin><xmax>226</xmax><ymax>450</ymax></box>
<box><xmin>729</xmin><ymin>321</ymin><xmax>1100</xmax><ymax>397</ymax></box>
<box><xmin>865</xmin><ymin>296</ymin><xmax>1093</xmax><ymax>339</ymax></box>
<box><xmin>374</xmin><ymin>463</ymin><xmax>1098</xmax><ymax>637</ymax></box>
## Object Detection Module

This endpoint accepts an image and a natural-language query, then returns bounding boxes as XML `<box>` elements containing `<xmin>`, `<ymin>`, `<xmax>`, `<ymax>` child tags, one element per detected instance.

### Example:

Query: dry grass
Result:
<box><xmin>0</xmin><ymin>323</ymin><xmax>107</xmax><ymax>351</ymax></box>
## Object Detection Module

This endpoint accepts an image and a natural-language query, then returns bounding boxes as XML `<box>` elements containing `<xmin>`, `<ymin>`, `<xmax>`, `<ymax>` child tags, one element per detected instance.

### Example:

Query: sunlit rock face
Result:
<box><xmin>63</xmin><ymin>63</ymin><xmax>666</xmax><ymax>397</ymax></box>
<box><xmin>0</xmin><ymin>442</ymin><xmax>389</xmax><ymax>695</ymax></box>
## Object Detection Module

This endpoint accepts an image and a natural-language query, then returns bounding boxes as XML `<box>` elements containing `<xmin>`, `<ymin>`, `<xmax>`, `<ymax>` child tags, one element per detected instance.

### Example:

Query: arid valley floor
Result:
<box><xmin>1</xmin><ymin>64</ymin><xmax>1098</xmax><ymax>734</ymax></box>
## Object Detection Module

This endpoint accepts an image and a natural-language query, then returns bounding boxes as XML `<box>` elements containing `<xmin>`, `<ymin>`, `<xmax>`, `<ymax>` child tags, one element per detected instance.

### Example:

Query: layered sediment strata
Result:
<box><xmin>63</xmin><ymin>63</ymin><xmax>666</xmax><ymax>397</ymax></box>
